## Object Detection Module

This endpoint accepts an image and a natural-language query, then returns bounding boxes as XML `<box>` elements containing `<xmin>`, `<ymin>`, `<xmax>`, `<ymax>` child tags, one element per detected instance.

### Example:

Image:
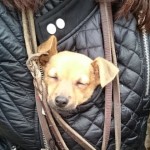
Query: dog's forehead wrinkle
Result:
<box><xmin>48</xmin><ymin>56</ymin><xmax>93</xmax><ymax>79</ymax></box>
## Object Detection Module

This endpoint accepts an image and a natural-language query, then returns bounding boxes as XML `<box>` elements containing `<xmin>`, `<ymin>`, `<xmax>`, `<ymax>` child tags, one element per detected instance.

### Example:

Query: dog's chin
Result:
<box><xmin>49</xmin><ymin>103</ymin><xmax>77</xmax><ymax>114</ymax></box>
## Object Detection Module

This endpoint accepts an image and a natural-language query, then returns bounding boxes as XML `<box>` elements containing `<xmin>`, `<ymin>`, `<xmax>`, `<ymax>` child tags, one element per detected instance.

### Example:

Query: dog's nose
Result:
<box><xmin>55</xmin><ymin>96</ymin><xmax>68</xmax><ymax>107</ymax></box>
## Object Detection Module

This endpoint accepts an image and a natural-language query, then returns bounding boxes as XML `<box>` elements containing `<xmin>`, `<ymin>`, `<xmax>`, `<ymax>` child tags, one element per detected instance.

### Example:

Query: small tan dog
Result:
<box><xmin>38</xmin><ymin>36</ymin><xmax>119</xmax><ymax>111</ymax></box>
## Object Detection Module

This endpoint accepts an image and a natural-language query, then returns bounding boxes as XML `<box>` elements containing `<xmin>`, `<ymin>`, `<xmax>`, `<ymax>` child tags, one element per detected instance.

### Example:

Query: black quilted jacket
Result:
<box><xmin>0</xmin><ymin>0</ymin><xmax>150</xmax><ymax>150</ymax></box>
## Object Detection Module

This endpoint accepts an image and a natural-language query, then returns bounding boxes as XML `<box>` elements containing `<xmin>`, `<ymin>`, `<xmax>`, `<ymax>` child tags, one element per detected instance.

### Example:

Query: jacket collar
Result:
<box><xmin>35</xmin><ymin>0</ymin><xmax>97</xmax><ymax>43</ymax></box>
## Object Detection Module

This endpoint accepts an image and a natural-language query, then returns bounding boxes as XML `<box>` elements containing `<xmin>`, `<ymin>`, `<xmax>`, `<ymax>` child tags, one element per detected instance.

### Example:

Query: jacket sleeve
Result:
<box><xmin>0</xmin><ymin>3</ymin><xmax>42</xmax><ymax>150</ymax></box>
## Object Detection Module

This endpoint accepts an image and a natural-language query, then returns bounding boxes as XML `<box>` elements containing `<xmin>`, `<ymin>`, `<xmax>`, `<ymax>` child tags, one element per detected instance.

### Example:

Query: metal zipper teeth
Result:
<box><xmin>39</xmin><ymin>65</ymin><xmax>49</xmax><ymax>149</ymax></box>
<box><xmin>42</xmin><ymin>134</ymin><xmax>49</xmax><ymax>150</ymax></box>
<box><xmin>142</xmin><ymin>27</ymin><xmax>150</xmax><ymax>96</ymax></box>
<box><xmin>40</xmin><ymin>65</ymin><xmax>44</xmax><ymax>79</ymax></box>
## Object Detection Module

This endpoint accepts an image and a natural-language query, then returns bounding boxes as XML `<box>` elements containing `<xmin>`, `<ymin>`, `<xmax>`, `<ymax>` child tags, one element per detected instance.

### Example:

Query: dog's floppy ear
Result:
<box><xmin>92</xmin><ymin>57</ymin><xmax>119</xmax><ymax>88</ymax></box>
<box><xmin>38</xmin><ymin>35</ymin><xmax>58</xmax><ymax>66</ymax></box>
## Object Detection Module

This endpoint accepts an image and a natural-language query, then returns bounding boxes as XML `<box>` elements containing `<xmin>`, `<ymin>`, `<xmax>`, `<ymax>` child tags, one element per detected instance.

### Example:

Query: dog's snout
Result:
<box><xmin>55</xmin><ymin>96</ymin><xmax>68</xmax><ymax>107</ymax></box>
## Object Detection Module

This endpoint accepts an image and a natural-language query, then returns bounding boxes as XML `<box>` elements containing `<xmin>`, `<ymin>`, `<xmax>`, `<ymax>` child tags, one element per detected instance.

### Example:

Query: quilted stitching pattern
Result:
<box><xmin>57</xmin><ymin>9</ymin><xmax>150</xmax><ymax>150</ymax></box>
<box><xmin>36</xmin><ymin>0</ymin><xmax>64</xmax><ymax>17</ymax></box>
<box><xmin>0</xmin><ymin>0</ymin><xmax>149</xmax><ymax>149</ymax></box>
<box><xmin>0</xmin><ymin>3</ymin><xmax>41</xmax><ymax>150</ymax></box>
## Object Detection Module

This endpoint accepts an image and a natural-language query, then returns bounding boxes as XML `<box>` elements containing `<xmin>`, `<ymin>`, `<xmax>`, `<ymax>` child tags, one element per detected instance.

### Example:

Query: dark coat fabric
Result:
<box><xmin>0</xmin><ymin>0</ymin><xmax>150</xmax><ymax>150</ymax></box>
<box><xmin>0</xmin><ymin>2</ymin><xmax>42</xmax><ymax>150</ymax></box>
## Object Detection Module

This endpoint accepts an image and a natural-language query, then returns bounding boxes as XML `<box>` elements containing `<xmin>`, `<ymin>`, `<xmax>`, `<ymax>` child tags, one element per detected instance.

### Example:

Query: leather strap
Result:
<box><xmin>41</xmin><ymin>83</ymin><xmax>69</xmax><ymax>150</ymax></box>
<box><xmin>99</xmin><ymin>2</ymin><xmax>113</xmax><ymax>150</ymax></box>
<box><xmin>109</xmin><ymin>8</ymin><xmax>121</xmax><ymax>150</ymax></box>
<box><xmin>98</xmin><ymin>1</ymin><xmax>121</xmax><ymax>150</ymax></box>
<box><xmin>35</xmin><ymin>89</ymin><xmax>56</xmax><ymax>150</ymax></box>
<box><xmin>51</xmin><ymin>109</ymin><xmax>96</xmax><ymax>150</ymax></box>
<box><xmin>22</xmin><ymin>9</ymin><xmax>64</xmax><ymax>150</ymax></box>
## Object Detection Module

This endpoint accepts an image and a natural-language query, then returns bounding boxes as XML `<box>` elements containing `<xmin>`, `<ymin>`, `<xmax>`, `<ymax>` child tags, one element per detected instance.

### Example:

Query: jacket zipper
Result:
<box><xmin>39</xmin><ymin>66</ymin><xmax>50</xmax><ymax>150</ymax></box>
<box><xmin>42</xmin><ymin>134</ymin><xmax>49</xmax><ymax>150</ymax></box>
<box><xmin>142</xmin><ymin>27</ymin><xmax>150</xmax><ymax>96</ymax></box>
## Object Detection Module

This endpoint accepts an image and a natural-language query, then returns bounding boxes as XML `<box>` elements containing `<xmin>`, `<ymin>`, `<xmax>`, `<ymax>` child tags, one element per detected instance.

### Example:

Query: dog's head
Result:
<box><xmin>38</xmin><ymin>36</ymin><xmax>119</xmax><ymax>111</ymax></box>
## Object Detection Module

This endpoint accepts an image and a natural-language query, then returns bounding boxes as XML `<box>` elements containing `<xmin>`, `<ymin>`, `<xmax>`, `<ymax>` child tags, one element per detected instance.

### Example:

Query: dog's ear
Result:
<box><xmin>92</xmin><ymin>57</ymin><xmax>119</xmax><ymax>88</ymax></box>
<box><xmin>38</xmin><ymin>35</ymin><xmax>58</xmax><ymax>66</ymax></box>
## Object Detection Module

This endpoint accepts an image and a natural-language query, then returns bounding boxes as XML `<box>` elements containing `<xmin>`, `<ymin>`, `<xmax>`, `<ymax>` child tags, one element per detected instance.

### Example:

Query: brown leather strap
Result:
<box><xmin>42</xmin><ymin>83</ymin><xmax>69</xmax><ymax>150</ymax></box>
<box><xmin>98</xmin><ymin>1</ymin><xmax>121</xmax><ymax>150</ymax></box>
<box><xmin>35</xmin><ymin>89</ymin><xmax>56</xmax><ymax>150</ymax></box>
<box><xmin>109</xmin><ymin>7</ymin><xmax>121</xmax><ymax>150</ymax></box>
<box><xmin>22</xmin><ymin>9</ymin><xmax>65</xmax><ymax>150</ymax></box>
<box><xmin>51</xmin><ymin>109</ymin><xmax>96</xmax><ymax>150</ymax></box>
<box><xmin>99</xmin><ymin>2</ymin><xmax>113</xmax><ymax>150</ymax></box>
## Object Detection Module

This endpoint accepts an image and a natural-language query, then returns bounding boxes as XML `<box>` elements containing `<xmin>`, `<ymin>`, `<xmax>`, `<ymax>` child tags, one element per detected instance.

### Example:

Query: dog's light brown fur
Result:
<box><xmin>38</xmin><ymin>36</ymin><xmax>119</xmax><ymax>110</ymax></box>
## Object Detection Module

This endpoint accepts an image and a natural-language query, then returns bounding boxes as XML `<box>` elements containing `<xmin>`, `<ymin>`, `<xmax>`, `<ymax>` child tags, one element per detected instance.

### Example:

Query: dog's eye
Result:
<box><xmin>48</xmin><ymin>68</ymin><xmax>58</xmax><ymax>80</ymax></box>
<box><xmin>76</xmin><ymin>81</ymin><xmax>88</xmax><ymax>86</ymax></box>
<box><xmin>76</xmin><ymin>76</ymin><xmax>89</xmax><ymax>87</ymax></box>
<box><xmin>77</xmin><ymin>81</ymin><xmax>85</xmax><ymax>85</ymax></box>
<box><xmin>49</xmin><ymin>76</ymin><xmax>58</xmax><ymax>80</ymax></box>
